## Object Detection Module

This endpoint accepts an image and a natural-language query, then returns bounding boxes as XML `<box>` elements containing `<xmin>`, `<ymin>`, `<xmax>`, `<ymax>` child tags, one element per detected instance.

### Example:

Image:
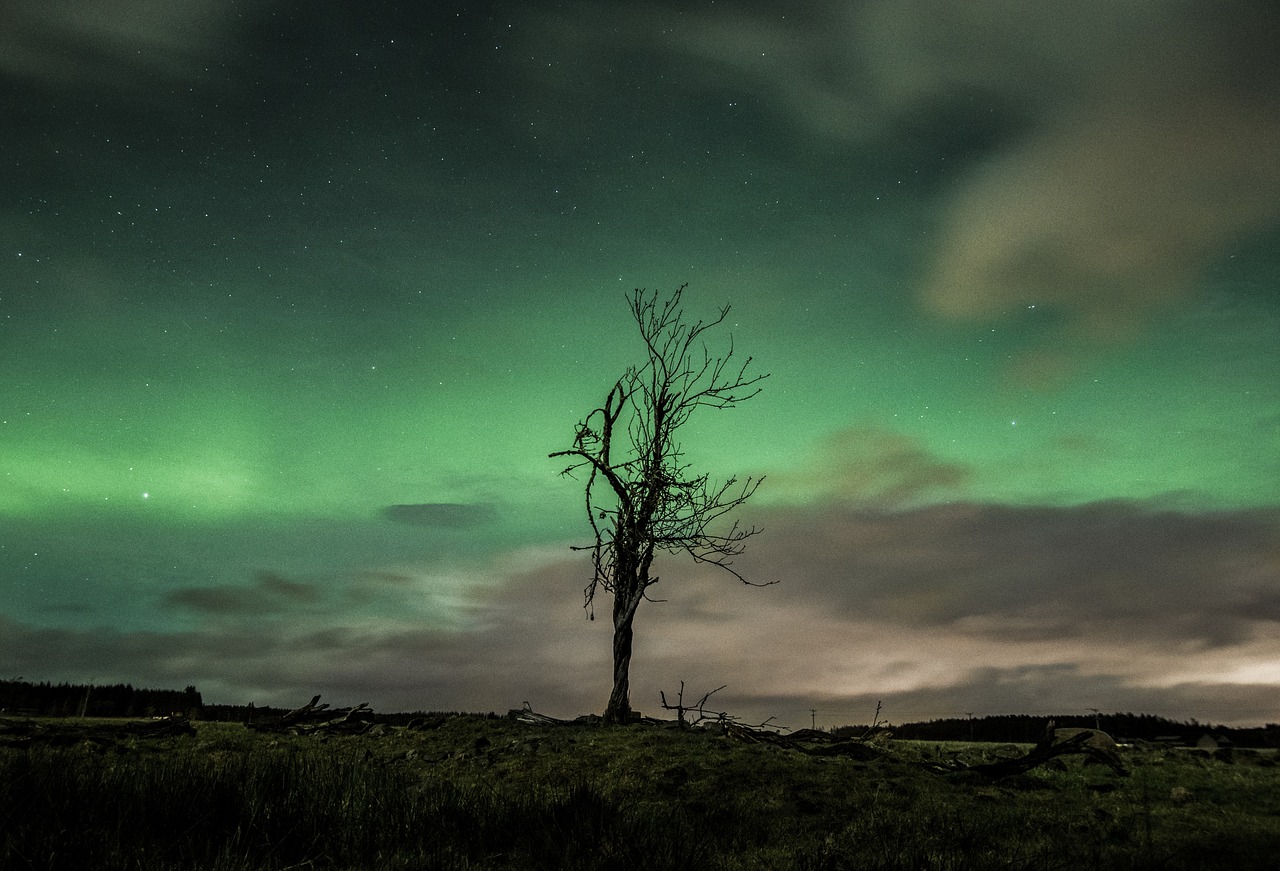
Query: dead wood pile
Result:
<box><xmin>247</xmin><ymin>695</ymin><xmax>380</xmax><ymax>735</ymax></box>
<box><xmin>506</xmin><ymin>705</ymin><xmax>1134</xmax><ymax>778</ymax></box>
<box><xmin>507</xmin><ymin>703</ymin><xmax>619</xmax><ymax>727</ymax></box>
<box><xmin>507</xmin><ymin>703</ymin><xmax>886</xmax><ymax>759</ymax></box>
<box><xmin>719</xmin><ymin>723</ymin><xmax>886</xmax><ymax>760</ymax></box>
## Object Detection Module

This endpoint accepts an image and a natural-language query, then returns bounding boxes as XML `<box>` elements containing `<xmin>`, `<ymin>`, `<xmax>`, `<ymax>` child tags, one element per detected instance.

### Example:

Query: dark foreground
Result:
<box><xmin>2</xmin><ymin>715</ymin><xmax>1278</xmax><ymax>869</ymax></box>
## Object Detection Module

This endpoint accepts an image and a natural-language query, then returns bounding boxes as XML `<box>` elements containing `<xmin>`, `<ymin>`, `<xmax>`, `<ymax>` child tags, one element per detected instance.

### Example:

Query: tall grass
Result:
<box><xmin>3</xmin><ymin>723</ymin><xmax>1280</xmax><ymax>870</ymax></box>
<box><xmin>0</xmin><ymin>732</ymin><xmax>727</xmax><ymax>871</ymax></box>
<box><xmin>0</xmin><ymin>737</ymin><xmax>711</xmax><ymax>870</ymax></box>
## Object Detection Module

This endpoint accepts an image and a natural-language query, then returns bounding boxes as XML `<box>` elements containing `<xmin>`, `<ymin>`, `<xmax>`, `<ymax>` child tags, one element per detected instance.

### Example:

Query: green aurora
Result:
<box><xmin>2</xmin><ymin>0</ymin><xmax>1278</xmax><ymax>726</ymax></box>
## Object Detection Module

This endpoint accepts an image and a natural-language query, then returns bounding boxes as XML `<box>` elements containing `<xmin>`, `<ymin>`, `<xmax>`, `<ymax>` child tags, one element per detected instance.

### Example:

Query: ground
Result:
<box><xmin>3</xmin><ymin>714</ymin><xmax>1279</xmax><ymax>869</ymax></box>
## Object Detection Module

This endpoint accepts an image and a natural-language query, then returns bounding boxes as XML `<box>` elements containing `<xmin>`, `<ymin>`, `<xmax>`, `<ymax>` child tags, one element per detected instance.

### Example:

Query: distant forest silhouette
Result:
<box><xmin>1</xmin><ymin>680</ymin><xmax>202</xmax><ymax>718</ymax></box>
<box><xmin>837</xmin><ymin>712</ymin><xmax>1280</xmax><ymax>749</ymax></box>
<box><xmin>3</xmin><ymin>680</ymin><xmax>1276</xmax><ymax>747</ymax></box>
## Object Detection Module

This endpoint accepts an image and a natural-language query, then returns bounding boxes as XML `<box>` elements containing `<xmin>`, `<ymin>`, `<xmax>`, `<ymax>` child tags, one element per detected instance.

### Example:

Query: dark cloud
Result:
<box><xmin>744</xmin><ymin>501</ymin><xmax>1280</xmax><ymax>648</ymax></box>
<box><xmin>256</xmin><ymin>571</ymin><xmax>321</xmax><ymax>603</ymax></box>
<box><xmin>382</xmin><ymin>503</ymin><xmax>498</xmax><ymax>529</ymax></box>
<box><xmin>0</xmin><ymin>615</ymin><xmax>289</xmax><ymax>698</ymax></box>
<box><xmin>164</xmin><ymin>572</ymin><xmax>322</xmax><ymax>615</ymax></box>
<box><xmin>164</xmin><ymin>586</ymin><xmax>276</xmax><ymax>616</ymax></box>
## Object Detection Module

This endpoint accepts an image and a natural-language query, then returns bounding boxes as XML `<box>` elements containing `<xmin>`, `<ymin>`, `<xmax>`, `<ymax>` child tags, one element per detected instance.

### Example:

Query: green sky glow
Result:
<box><xmin>2</xmin><ymin>0</ymin><xmax>1278</xmax><ymax>726</ymax></box>
<box><xmin>7</xmin><ymin>263</ymin><xmax>1274</xmax><ymax>521</ymax></box>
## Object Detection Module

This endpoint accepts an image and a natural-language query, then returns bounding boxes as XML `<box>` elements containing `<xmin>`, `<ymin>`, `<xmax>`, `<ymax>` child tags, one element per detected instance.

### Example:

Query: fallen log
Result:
<box><xmin>248</xmin><ymin>695</ymin><xmax>377</xmax><ymax>735</ymax></box>
<box><xmin>962</xmin><ymin>722</ymin><xmax>1129</xmax><ymax>779</ymax></box>
<box><xmin>507</xmin><ymin>702</ymin><xmax>567</xmax><ymax>726</ymax></box>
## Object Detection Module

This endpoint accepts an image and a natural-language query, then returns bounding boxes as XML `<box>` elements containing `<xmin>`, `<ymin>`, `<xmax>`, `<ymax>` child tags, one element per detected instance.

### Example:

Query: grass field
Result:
<box><xmin>3</xmin><ymin>715</ymin><xmax>1278</xmax><ymax>869</ymax></box>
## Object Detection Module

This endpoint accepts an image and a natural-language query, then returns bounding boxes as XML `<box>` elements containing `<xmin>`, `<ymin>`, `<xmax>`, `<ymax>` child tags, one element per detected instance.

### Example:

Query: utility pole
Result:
<box><xmin>810</xmin><ymin>708</ymin><xmax>817</xmax><ymax>730</ymax></box>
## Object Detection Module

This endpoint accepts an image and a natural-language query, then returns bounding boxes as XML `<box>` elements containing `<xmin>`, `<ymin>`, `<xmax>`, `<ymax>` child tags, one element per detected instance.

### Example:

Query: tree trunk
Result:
<box><xmin>604</xmin><ymin>593</ymin><xmax>639</xmax><ymax>724</ymax></box>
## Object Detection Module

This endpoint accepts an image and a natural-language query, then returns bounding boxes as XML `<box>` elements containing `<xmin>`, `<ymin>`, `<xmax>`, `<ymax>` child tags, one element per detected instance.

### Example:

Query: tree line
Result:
<box><xmin>832</xmin><ymin>711</ymin><xmax>1280</xmax><ymax>748</ymax></box>
<box><xmin>0</xmin><ymin>680</ymin><xmax>202</xmax><ymax>719</ymax></box>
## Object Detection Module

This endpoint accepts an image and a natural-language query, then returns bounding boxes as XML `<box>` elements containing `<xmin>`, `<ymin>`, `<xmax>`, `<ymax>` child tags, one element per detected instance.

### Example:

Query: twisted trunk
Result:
<box><xmin>604</xmin><ymin>586</ymin><xmax>643</xmax><ymax>724</ymax></box>
<box><xmin>605</xmin><ymin>620</ymin><xmax>634</xmax><ymax>723</ymax></box>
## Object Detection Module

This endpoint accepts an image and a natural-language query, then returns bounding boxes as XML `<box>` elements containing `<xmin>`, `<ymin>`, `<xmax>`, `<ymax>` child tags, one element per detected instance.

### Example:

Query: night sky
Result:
<box><xmin>3</xmin><ymin>0</ymin><xmax>1279</xmax><ymax>728</ymax></box>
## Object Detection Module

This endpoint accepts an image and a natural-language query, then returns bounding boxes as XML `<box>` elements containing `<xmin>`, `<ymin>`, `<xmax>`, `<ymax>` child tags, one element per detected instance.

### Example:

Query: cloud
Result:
<box><xmin>525</xmin><ymin>0</ymin><xmax>1280</xmax><ymax>343</ymax></box>
<box><xmin>769</xmin><ymin>426</ymin><xmax>968</xmax><ymax>507</ymax></box>
<box><xmin>256</xmin><ymin>571</ymin><xmax>321</xmax><ymax>603</ymax></box>
<box><xmin>0</xmin><ymin>0</ymin><xmax>275</xmax><ymax>93</ymax></box>
<box><xmin>746</xmin><ymin>501</ymin><xmax>1280</xmax><ymax>643</ymax></box>
<box><xmin>164</xmin><ymin>571</ymin><xmax>322</xmax><ymax>616</ymax></box>
<box><xmin>381</xmin><ymin>503</ymin><xmax>498</xmax><ymax>529</ymax></box>
<box><xmin>164</xmin><ymin>586</ymin><xmax>275</xmax><ymax>616</ymax></box>
<box><xmin>919</xmin><ymin>13</ymin><xmax>1280</xmax><ymax>336</ymax></box>
<box><xmin>0</xmin><ymin>548</ymin><xmax>611</xmax><ymax>715</ymax></box>
<box><xmin>731</xmin><ymin>665</ymin><xmax>1280</xmax><ymax>728</ymax></box>
<box><xmin>874</xmin><ymin>0</ymin><xmax>1280</xmax><ymax>337</ymax></box>
<box><xmin>12</xmin><ymin>499</ymin><xmax>1278</xmax><ymax>727</ymax></box>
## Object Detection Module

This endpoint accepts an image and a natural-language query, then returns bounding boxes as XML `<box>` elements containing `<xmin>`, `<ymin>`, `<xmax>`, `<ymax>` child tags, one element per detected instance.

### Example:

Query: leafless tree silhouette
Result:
<box><xmin>550</xmin><ymin>285</ymin><xmax>771</xmax><ymax>723</ymax></box>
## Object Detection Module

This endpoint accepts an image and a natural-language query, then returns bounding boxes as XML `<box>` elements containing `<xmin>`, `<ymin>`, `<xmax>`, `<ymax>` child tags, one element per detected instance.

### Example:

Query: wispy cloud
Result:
<box><xmin>919</xmin><ymin>19</ymin><xmax>1280</xmax><ymax>337</ymax></box>
<box><xmin>0</xmin><ymin>0</ymin><xmax>277</xmax><ymax>93</ymax></box>
<box><xmin>526</xmin><ymin>0</ymin><xmax>1280</xmax><ymax>347</ymax></box>
<box><xmin>768</xmin><ymin>426</ymin><xmax>968</xmax><ymax>507</ymax></box>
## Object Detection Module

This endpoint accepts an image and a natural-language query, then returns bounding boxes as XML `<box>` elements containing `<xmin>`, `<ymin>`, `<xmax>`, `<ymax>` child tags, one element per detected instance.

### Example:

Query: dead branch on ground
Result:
<box><xmin>247</xmin><ymin>695</ymin><xmax>378</xmax><ymax>736</ymax></box>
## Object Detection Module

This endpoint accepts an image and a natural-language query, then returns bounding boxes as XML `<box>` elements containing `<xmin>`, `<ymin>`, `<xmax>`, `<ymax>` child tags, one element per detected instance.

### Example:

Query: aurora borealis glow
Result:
<box><xmin>3</xmin><ymin>0</ymin><xmax>1278</xmax><ymax>727</ymax></box>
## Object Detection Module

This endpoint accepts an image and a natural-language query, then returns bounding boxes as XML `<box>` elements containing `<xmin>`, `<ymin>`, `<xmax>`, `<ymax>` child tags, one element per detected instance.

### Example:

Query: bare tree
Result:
<box><xmin>550</xmin><ymin>285</ymin><xmax>771</xmax><ymax>724</ymax></box>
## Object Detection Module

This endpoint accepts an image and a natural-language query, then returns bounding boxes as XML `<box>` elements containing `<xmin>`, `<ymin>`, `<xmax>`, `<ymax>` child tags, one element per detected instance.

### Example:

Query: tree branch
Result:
<box><xmin>549</xmin><ymin>284</ymin><xmax>773</xmax><ymax>717</ymax></box>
